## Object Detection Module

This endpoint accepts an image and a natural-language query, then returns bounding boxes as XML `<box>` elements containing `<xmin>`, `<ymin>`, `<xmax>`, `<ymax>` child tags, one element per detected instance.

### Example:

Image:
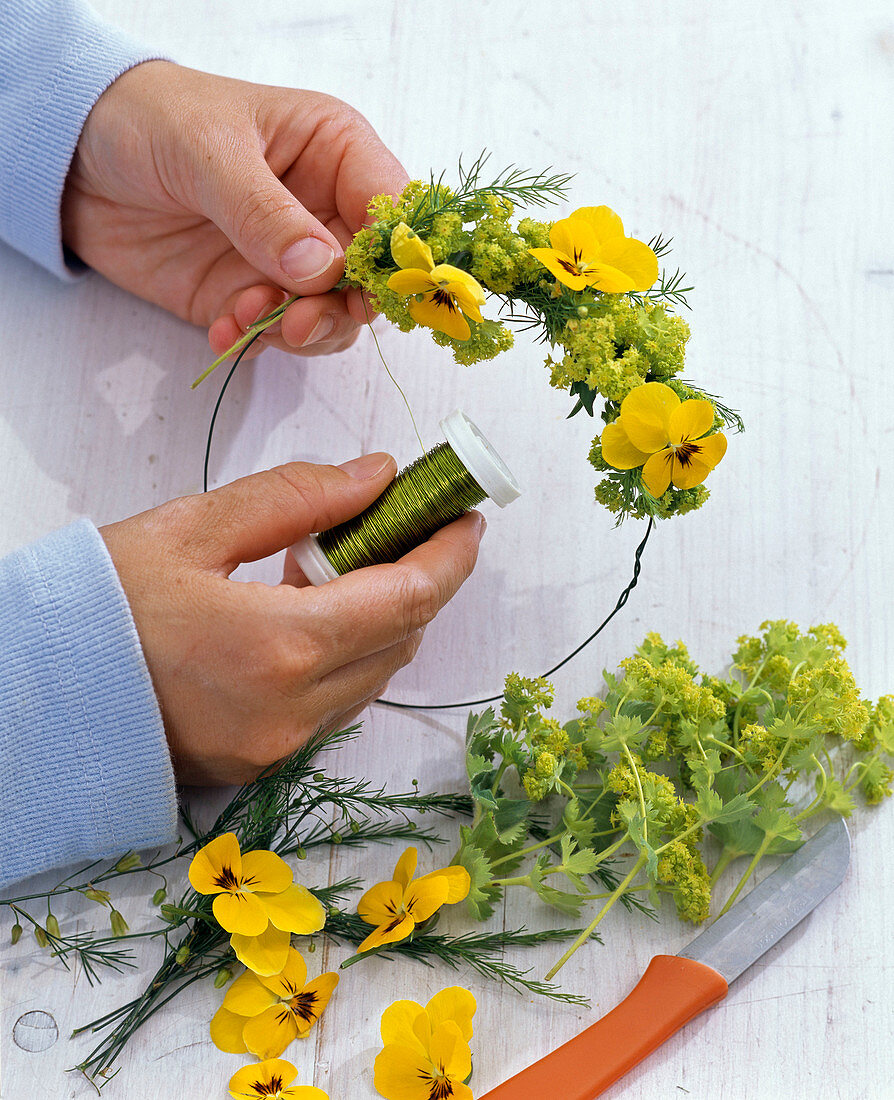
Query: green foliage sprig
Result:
<box><xmin>4</xmin><ymin>727</ymin><xmax>581</xmax><ymax>1085</ymax></box>
<box><xmin>454</xmin><ymin>621</ymin><xmax>893</xmax><ymax>978</ymax></box>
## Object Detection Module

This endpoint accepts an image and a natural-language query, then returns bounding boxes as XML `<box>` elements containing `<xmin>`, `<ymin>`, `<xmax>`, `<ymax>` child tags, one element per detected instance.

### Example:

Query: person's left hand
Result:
<box><xmin>61</xmin><ymin>61</ymin><xmax>409</xmax><ymax>362</ymax></box>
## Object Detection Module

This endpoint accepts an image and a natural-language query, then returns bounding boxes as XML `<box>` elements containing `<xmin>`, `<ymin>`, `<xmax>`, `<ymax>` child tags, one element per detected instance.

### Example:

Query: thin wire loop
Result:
<box><xmin>374</xmin><ymin>517</ymin><xmax>654</xmax><ymax>711</ymax></box>
<box><xmin>202</xmin><ymin>337</ymin><xmax>653</xmax><ymax>712</ymax></box>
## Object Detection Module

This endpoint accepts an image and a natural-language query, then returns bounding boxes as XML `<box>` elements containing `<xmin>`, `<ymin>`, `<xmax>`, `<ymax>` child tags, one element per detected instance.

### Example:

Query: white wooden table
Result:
<box><xmin>2</xmin><ymin>2</ymin><xmax>893</xmax><ymax>1097</ymax></box>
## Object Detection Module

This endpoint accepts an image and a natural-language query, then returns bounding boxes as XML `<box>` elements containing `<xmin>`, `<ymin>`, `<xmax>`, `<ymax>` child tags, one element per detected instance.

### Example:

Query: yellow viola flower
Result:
<box><xmin>211</xmin><ymin>947</ymin><xmax>338</xmax><ymax>1059</ymax></box>
<box><xmin>357</xmin><ymin>847</ymin><xmax>471</xmax><ymax>953</ymax></box>
<box><xmin>228</xmin><ymin>1058</ymin><xmax>327</xmax><ymax>1100</ymax></box>
<box><xmin>374</xmin><ymin>987</ymin><xmax>477</xmax><ymax>1100</ymax></box>
<box><xmin>188</xmin><ymin>833</ymin><xmax>325</xmax><ymax>943</ymax></box>
<box><xmin>380</xmin><ymin>986</ymin><xmax>476</xmax><ymax>1053</ymax></box>
<box><xmin>386</xmin><ymin>221</ymin><xmax>486</xmax><ymax>341</ymax></box>
<box><xmin>529</xmin><ymin>205</ymin><xmax>658</xmax><ymax>293</ymax></box>
<box><xmin>600</xmin><ymin>381</ymin><xmax>728</xmax><ymax>497</ymax></box>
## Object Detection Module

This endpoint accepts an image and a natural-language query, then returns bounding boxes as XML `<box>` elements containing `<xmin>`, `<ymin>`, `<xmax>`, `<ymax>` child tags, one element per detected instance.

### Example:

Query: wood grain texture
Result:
<box><xmin>2</xmin><ymin>1</ymin><xmax>893</xmax><ymax>1097</ymax></box>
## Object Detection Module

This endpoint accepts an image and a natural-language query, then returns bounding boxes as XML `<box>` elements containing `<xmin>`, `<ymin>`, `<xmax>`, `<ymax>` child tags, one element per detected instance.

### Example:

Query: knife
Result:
<box><xmin>481</xmin><ymin>816</ymin><xmax>850</xmax><ymax>1100</ymax></box>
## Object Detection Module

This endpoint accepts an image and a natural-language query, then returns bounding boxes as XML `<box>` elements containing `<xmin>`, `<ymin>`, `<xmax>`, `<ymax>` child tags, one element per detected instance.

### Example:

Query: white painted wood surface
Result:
<box><xmin>2</xmin><ymin>1</ymin><xmax>893</xmax><ymax>1097</ymax></box>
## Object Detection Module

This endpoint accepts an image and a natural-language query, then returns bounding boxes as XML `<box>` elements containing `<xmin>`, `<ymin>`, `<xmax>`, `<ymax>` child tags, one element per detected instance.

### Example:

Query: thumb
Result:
<box><xmin>195</xmin><ymin>453</ymin><xmax>396</xmax><ymax>572</ymax></box>
<box><xmin>207</xmin><ymin>150</ymin><xmax>344</xmax><ymax>294</ymax></box>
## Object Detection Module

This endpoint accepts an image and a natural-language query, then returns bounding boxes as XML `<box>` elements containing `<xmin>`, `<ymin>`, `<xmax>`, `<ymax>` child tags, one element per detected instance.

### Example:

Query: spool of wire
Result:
<box><xmin>291</xmin><ymin>409</ymin><xmax>521</xmax><ymax>585</ymax></box>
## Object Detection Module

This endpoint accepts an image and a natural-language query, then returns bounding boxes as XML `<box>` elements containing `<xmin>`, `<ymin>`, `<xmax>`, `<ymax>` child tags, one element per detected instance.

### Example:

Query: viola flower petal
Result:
<box><xmin>641</xmin><ymin>450</ymin><xmax>674</xmax><ymax>497</ymax></box>
<box><xmin>269</xmin><ymin>946</ymin><xmax>309</xmax><ymax>997</ymax></box>
<box><xmin>597</xmin><ymin>236</ymin><xmax>659</xmax><ymax>291</ymax></box>
<box><xmin>429</xmin><ymin>264</ymin><xmax>486</xmax><ymax>306</ymax></box>
<box><xmin>527</xmin><ymin>246</ymin><xmax>591</xmax><ymax>290</ymax></box>
<box><xmin>392</xmin><ymin>848</ymin><xmax>418</xmax><ymax>889</ymax></box>
<box><xmin>230</xmin><ymin>923</ymin><xmax>291</xmax><ymax>976</ymax></box>
<box><xmin>600</xmin><ymin>421</ymin><xmax>652</xmax><ymax>470</ymax></box>
<box><xmin>387</xmin><ymin>269</ymin><xmax>437</xmax><ymax>296</ymax></box>
<box><xmin>671</xmin><ymin>453</ymin><xmax>714</xmax><ymax>490</ymax></box>
<box><xmin>620</xmin><ymin>381</ymin><xmax>680</xmax><ymax>453</ymax></box>
<box><xmin>568</xmin><ymin>205</ymin><xmax>626</xmax><ymax>243</ymax></box>
<box><xmin>240</xmin><ymin>849</ymin><xmax>294</xmax><ymax>894</ymax></box>
<box><xmin>222</xmin><ymin>970</ymin><xmax>279</xmax><ymax>1016</ymax></box>
<box><xmin>415</xmin><ymin>865</ymin><xmax>471</xmax><ymax>904</ymax></box>
<box><xmin>425</xmin><ymin>986</ymin><xmax>477</xmax><ymax>1042</ymax></box>
<box><xmin>188</xmin><ymin>832</ymin><xmax>243</xmax><ymax>895</ymax></box>
<box><xmin>242</xmin><ymin>1002</ymin><xmax>300</xmax><ymax>1060</ymax></box>
<box><xmin>213</xmin><ymin>890</ymin><xmax>270</xmax><ymax>936</ymax></box>
<box><xmin>583</xmin><ymin>262</ymin><xmax>638</xmax><ymax>294</ymax></box>
<box><xmin>292</xmin><ymin>972</ymin><xmax>339</xmax><ymax>1034</ymax></box>
<box><xmin>380</xmin><ymin>1000</ymin><xmax>426</xmax><ymax>1051</ymax></box>
<box><xmin>670</xmin><ymin>433</ymin><xmax>728</xmax><ymax>490</ymax></box>
<box><xmin>694</xmin><ymin>431</ymin><xmax>728</xmax><ymax>468</ymax></box>
<box><xmin>259</xmin><ymin>884</ymin><xmax>326</xmax><ymax>934</ymax></box>
<box><xmin>356</xmin><ymin>913</ymin><xmax>415</xmax><ymax>953</ymax></box>
<box><xmin>358</xmin><ymin>880</ymin><xmax>405</xmax><ymax>925</ymax></box>
<box><xmin>210</xmin><ymin>1005</ymin><xmax>249</xmax><ymax>1054</ymax></box>
<box><xmin>549</xmin><ymin>216</ymin><xmax>600</xmax><ymax>262</ymax></box>
<box><xmin>429</xmin><ymin>1021</ymin><xmax>472</xmax><ymax>1085</ymax></box>
<box><xmin>390</xmin><ymin>222</ymin><xmax>434</xmax><ymax>272</ymax></box>
<box><xmin>374</xmin><ymin>1042</ymin><xmax>436</xmax><ymax>1100</ymax></box>
<box><xmin>403</xmin><ymin>874</ymin><xmax>451</xmax><ymax>923</ymax></box>
<box><xmin>667</xmin><ymin>399</ymin><xmax>715</xmax><ymax>446</ymax></box>
<box><xmin>408</xmin><ymin>294</ymin><xmax>472</xmax><ymax>341</ymax></box>
<box><xmin>228</xmin><ymin>1058</ymin><xmax>301</xmax><ymax>1099</ymax></box>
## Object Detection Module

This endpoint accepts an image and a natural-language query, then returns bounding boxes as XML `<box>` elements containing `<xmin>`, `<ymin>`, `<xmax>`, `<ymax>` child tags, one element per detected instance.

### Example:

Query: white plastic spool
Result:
<box><xmin>291</xmin><ymin>409</ymin><xmax>520</xmax><ymax>586</ymax></box>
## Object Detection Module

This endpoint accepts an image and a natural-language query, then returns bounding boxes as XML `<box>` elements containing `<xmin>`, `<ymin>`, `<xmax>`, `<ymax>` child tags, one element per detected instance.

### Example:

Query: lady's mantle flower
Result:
<box><xmin>386</xmin><ymin>222</ymin><xmax>486</xmax><ymax>341</ymax></box>
<box><xmin>600</xmin><ymin>381</ymin><xmax>727</xmax><ymax>496</ymax></box>
<box><xmin>357</xmin><ymin>847</ymin><xmax>471</xmax><ymax>952</ymax></box>
<box><xmin>228</xmin><ymin>1058</ymin><xmax>327</xmax><ymax>1100</ymax></box>
<box><xmin>529</xmin><ymin>205</ymin><xmax>658</xmax><ymax>293</ymax></box>
<box><xmin>211</xmin><ymin>947</ymin><xmax>338</xmax><ymax>1059</ymax></box>
<box><xmin>188</xmin><ymin>833</ymin><xmax>324</xmax><ymax>974</ymax></box>
<box><xmin>374</xmin><ymin>987</ymin><xmax>476</xmax><ymax>1100</ymax></box>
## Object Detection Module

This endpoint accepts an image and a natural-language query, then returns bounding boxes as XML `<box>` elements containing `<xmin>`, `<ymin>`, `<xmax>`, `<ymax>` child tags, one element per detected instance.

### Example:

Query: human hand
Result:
<box><xmin>62</xmin><ymin>61</ymin><xmax>409</xmax><ymax>361</ymax></box>
<box><xmin>99</xmin><ymin>455</ymin><xmax>484</xmax><ymax>786</ymax></box>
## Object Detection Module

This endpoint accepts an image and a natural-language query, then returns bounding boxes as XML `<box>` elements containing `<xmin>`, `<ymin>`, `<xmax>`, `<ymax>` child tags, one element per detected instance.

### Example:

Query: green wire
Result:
<box><xmin>318</xmin><ymin>443</ymin><xmax>487</xmax><ymax>575</ymax></box>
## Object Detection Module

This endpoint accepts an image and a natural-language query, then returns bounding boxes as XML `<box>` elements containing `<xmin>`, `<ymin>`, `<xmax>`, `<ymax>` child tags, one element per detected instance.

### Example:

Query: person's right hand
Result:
<box><xmin>100</xmin><ymin>454</ymin><xmax>484</xmax><ymax>786</ymax></box>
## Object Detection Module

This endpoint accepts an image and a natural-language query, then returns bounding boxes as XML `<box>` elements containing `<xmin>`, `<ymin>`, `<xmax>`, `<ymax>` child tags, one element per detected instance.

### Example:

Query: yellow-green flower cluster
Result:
<box><xmin>522</xmin><ymin>715</ymin><xmax>588</xmax><ymax>801</ymax></box>
<box><xmin>787</xmin><ymin>656</ymin><xmax>870</xmax><ymax>742</ymax></box>
<box><xmin>548</xmin><ymin>299</ymin><xmax>689</xmax><ymax>403</ymax></box>
<box><xmin>468</xmin><ymin>207</ymin><xmax>549</xmax><ymax>293</ymax></box>
<box><xmin>656</xmin><ymin>840</ymin><xmax>711</xmax><ymax>924</ymax></box>
<box><xmin>617</xmin><ymin>640</ymin><xmax>727</xmax><ymax>762</ymax></box>
<box><xmin>458</xmin><ymin>622</ymin><xmax>891</xmax><ymax>979</ymax></box>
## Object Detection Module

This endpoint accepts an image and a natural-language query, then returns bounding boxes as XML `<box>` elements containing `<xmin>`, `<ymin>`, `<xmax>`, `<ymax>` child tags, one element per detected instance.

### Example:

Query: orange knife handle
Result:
<box><xmin>481</xmin><ymin>955</ymin><xmax>728</xmax><ymax>1100</ymax></box>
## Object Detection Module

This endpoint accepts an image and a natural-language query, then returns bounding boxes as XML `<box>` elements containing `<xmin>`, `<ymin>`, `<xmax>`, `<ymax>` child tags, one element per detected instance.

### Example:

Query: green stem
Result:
<box><xmin>715</xmin><ymin>833</ymin><xmax>773</xmax><ymax>918</ymax></box>
<box><xmin>708</xmin><ymin>846</ymin><xmax>737</xmax><ymax>887</ymax></box>
<box><xmin>190</xmin><ymin>298</ymin><xmax>296</xmax><ymax>389</ymax></box>
<box><xmin>621</xmin><ymin>742</ymin><xmax>648</xmax><ymax>842</ymax></box>
<box><xmin>545</xmin><ymin>853</ymin><xmax>648</xmax><ymax>980</ymax></box>
<box><xmin>705</xmin><ymin>735</ymin><xmax>751</xmax><ymax>767</ymax></box>
<box><xmin>489</xmin><ymin>833</ymin><xmax>564</xmax><ymax>869</ymax></box>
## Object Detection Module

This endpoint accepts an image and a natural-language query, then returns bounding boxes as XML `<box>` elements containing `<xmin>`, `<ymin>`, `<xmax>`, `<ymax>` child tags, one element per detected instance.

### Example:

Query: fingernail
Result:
<box><xmin>280</xmin><ymin>238</ymin><xmax>336</xmax><ymax>281</ymax></box>
<box><xmin>338</xmin><ymin>452</ymin><xmax>393</xmax><ymax>480</ymax></box>
<box><xmin>475</xmin><ymin>512</ymin><xmax>487</xmax><ymax>538</ymax></box>
<box><xmin>302</xmin><ymin>314</ymin><xmax>336</xmax><ymax>346</ymax></box>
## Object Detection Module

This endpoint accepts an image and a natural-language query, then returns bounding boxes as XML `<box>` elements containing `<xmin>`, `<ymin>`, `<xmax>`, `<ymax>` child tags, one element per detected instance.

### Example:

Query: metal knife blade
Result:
<box><xmin>679</xmin><ymin>814</ymin><xmax>850</xmax><ymax>981</ymax></box>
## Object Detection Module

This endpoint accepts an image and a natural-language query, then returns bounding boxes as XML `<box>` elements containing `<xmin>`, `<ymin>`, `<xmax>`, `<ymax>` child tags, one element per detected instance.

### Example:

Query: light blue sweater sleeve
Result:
<box><xmin>0</xmin><ymin>3</ymin><xmax>179</xmax><ymax>887</ymax></box>
<box><xmin>0</xmin><ymin>0</ymin><xmax>164</xmax><ymax>279</ymax></box>
<box><xmin>0</xmin><ymin>521</ymin><xmax>178</xmax><ymax>888</ymax></box>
